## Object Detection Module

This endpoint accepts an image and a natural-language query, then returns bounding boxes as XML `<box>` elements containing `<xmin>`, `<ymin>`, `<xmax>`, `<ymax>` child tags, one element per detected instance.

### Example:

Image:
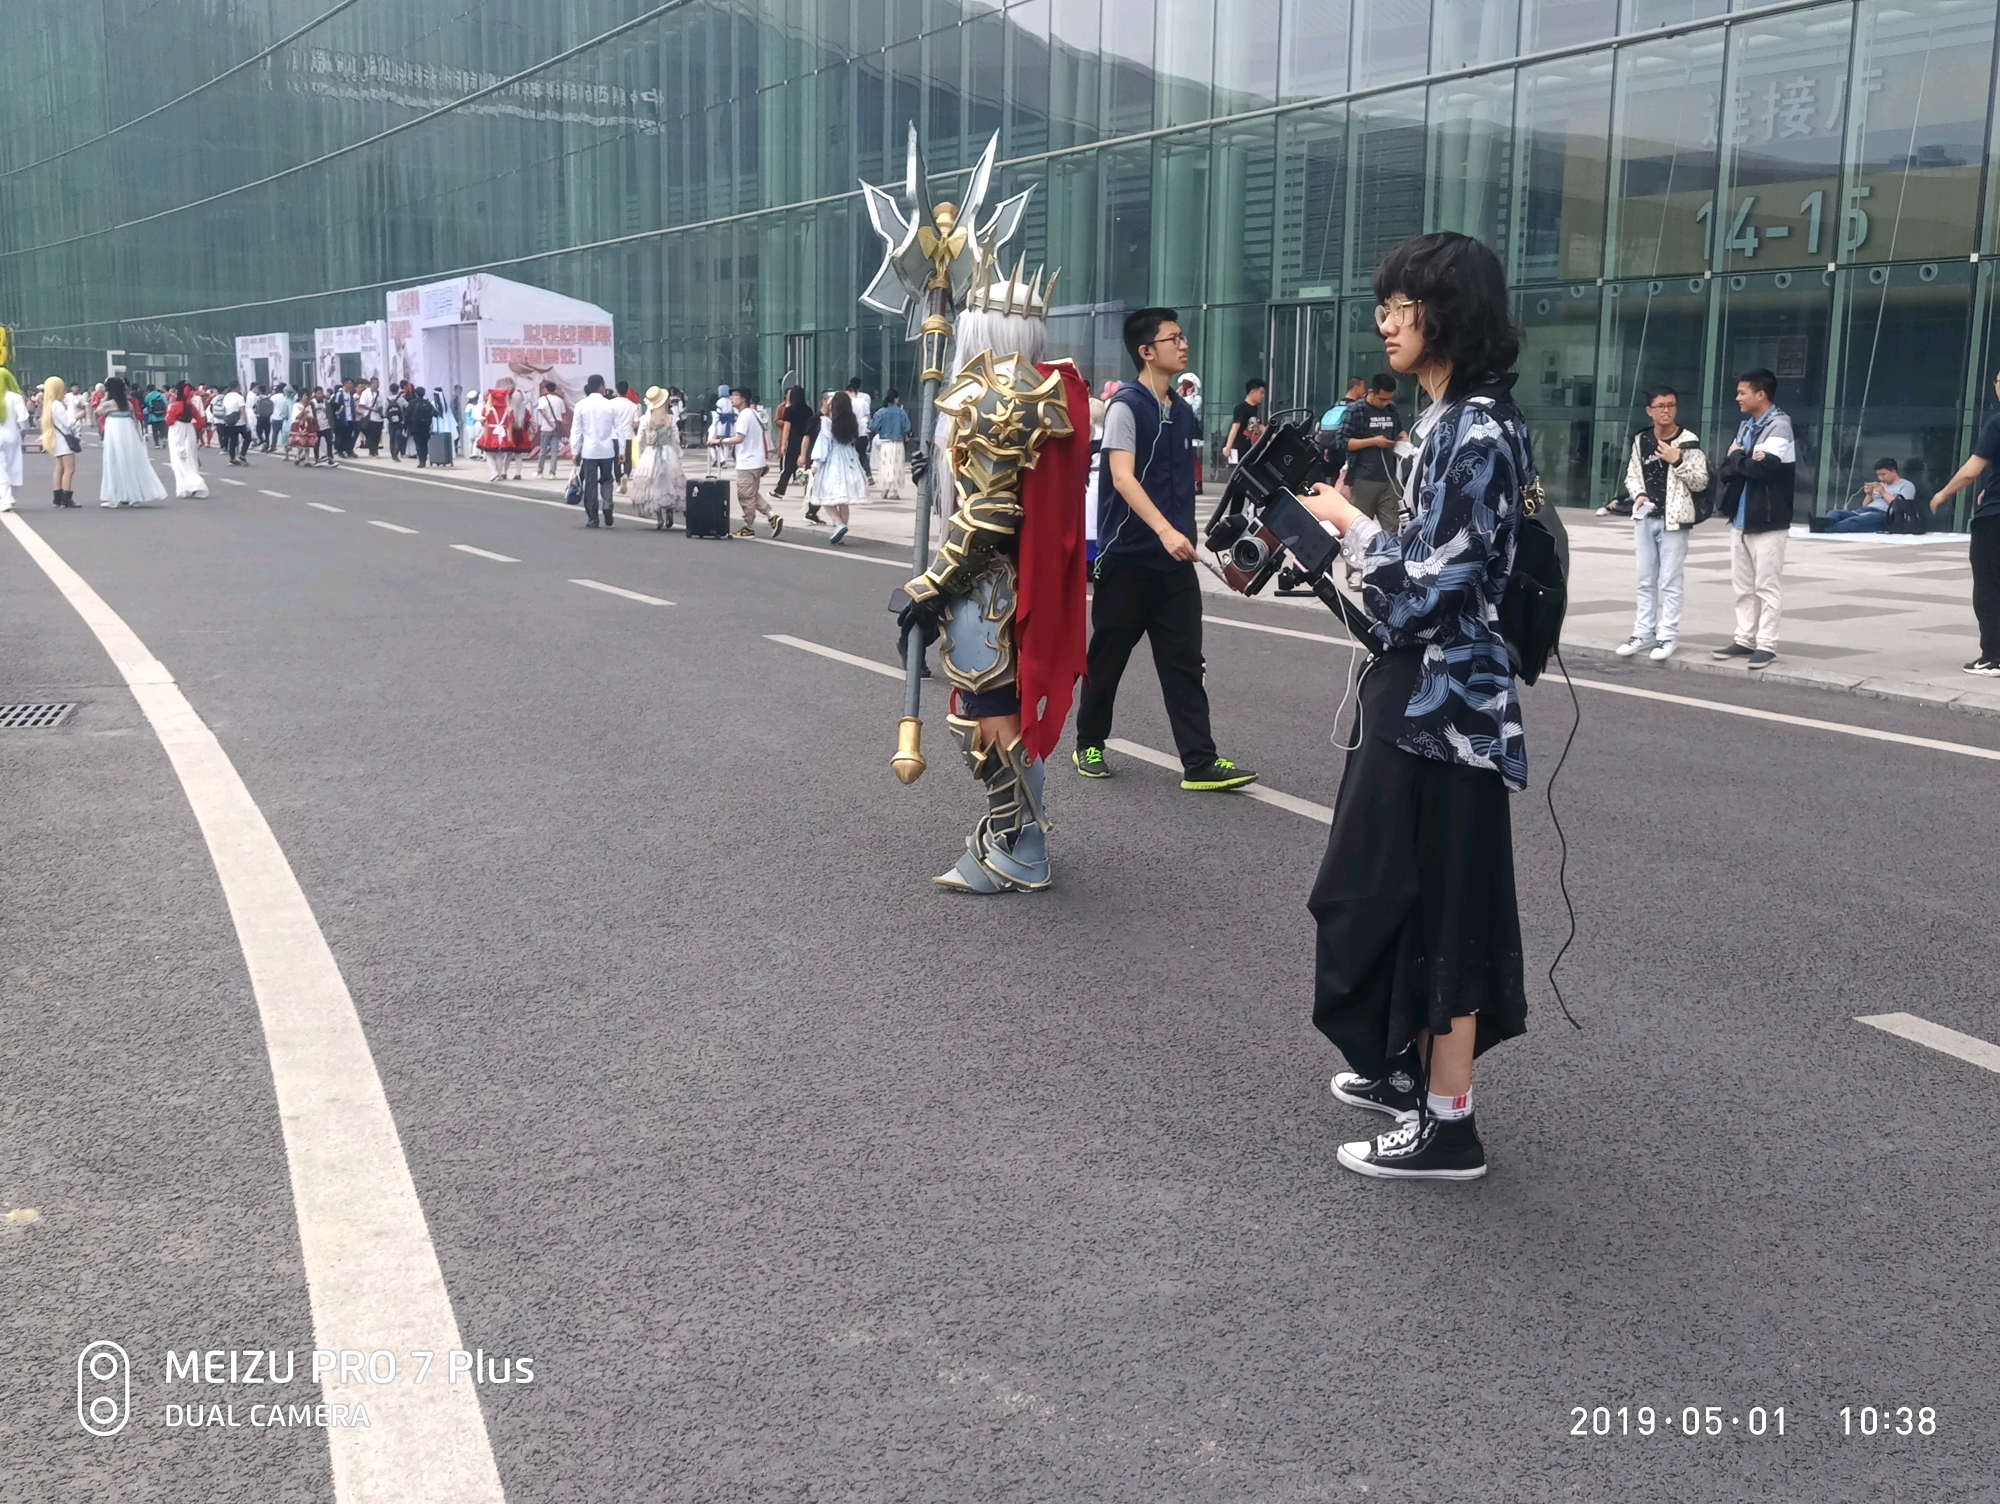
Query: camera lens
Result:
<box><xmin>1230</xmin><ymin>536</ymin><xmax>1271</xmax><ymax>572</ymax></box>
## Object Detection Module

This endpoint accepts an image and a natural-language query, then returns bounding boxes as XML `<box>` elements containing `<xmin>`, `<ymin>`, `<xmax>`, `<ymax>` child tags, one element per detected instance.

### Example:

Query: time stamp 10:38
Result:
<box><xmin>1569</xmin><ymin>1405</ymin><xmax>1938</xmax><ymax>1439</ymax></box>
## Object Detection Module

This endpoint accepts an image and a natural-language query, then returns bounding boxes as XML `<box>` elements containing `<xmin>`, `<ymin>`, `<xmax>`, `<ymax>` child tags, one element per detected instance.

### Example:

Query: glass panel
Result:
<box><xmin>1716</xmin><ymin>3</ymin><xmax>1851</xmax><ymax>272</ymax></box>
<box><xmin>1156</xmin><ymin>0</ymin><xmax>1215</xmax><ymax>128</ymax></box>
<box><xmin>1276</xmin><ymin>105</ymin><xmax>1348</xmax><ymax>298</ymax></box>
<box><xmin>1621</xmin><ymin>0</ymin><xmax>1727</xmax><ymax>28</ymax></box>
<box><xmin>1433</xmin><ymin>0</ymin><xmax>1521</xmax><ymax>71</ymax></box>
<box><xmin>1103</xmin><ymin>0</ymin><xmax>1157</xmax><ymax>135</ymax></box>
<box><xmin>1607</xmin><ymin>30</ymin><xmax>1724</xmax><ymax>278</ymax></box>
<box><xmin>1713</xmin><ymin>267</ymin><xmax>1835</xmax><ymax>508</ymax></box>
<box><xmin>1597</xmin><ymin>275</ymin><xmax>1714</xmax><ymax>492</ymax></box>
<box><xmin>1202</xmin><ymin>305</ymin><xmax>1271</xmax><ymax>467</ymax></box>
<box><xmin>1152</xmin><ymin>132</ymin><xmax>1212</xmax><ymax>306</ymax></box>
<box><xmin>1049</xmin><ymin>0</ymin><xmax>1100</xmax><ymax>150</ymax></box>
<box><xmin>1307</xmin><ymin>302</ymin><xmax>1349</xmax><ymax>419</ymax></box>
<box><xmin>1516</xmin><ymin>282</ymin><xmax>1602</xmax><ymax>508</ymax></box>
<box><xmin>1349</xmin><ymin>88</ymin><xmax>1429</xmax><ymax>293</ymax></box>
<box><xmin>1827</xmin><ymin>260</ymin><xmax>1974</xmax><ymax>512</ymax></box>
<box><xmin>1281</xmin><ymin>0</ymin><xmax>1353</xmax><ymax>102</ymax></box>
<box><xmin>1513</xmin><ymin>56</ymin><xmax>1612</xmax><ymax>283</ymax></box>
<box><xmin>1005</xmin><ymin>0</ymin><xmax>1052</xmax><ymax>157</ymax></box>
<box><xmin>1429</xmin><ymin>70</ymin><xmax>1516</xmax><ymax>261</ymax></box>
<box><xmin>924</xmin><ymin>23</ymin><xmax>964</xmax><ymax>173</ymax></box>
<box><xmin>1209</xmin><ymin>119</ymin><xmax>1277</xmax><ymax>305</ymax></box>
<box><xmin>1214</xmin><ymin>0</ymin><xmax>1282</xmax><ymax>113</ymax></box>
<box><xmin>1523</xmin><ymin>0</ymin><xmax>1617</xmax><ymax>51</ymax></box>
<box><xmin>966</xmin><ymin>10</ymin><xmax>1006</xmax><ymax>153</ymax></box>
<box><xmin>1845</xmin><ymin>0</ymin><xmax>1996</xmax><ymax>262</ymax></box>
<box><xmin>1102</xmin><ymin>144</ymin><xmax>1152</xmax><ymax>309</ymax></box>
<box><xmin>1046</xmin><ymin>153</ymin><xmax>1101</xmax><ymax>307</ymax></box>
<box><xmin>1353</xmin><ymin>0</ymin><xmax>1434</xmax><ymax>89</ymax></box>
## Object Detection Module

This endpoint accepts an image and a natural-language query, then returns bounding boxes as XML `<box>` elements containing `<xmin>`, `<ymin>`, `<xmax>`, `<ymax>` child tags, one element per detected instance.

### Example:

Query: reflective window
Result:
<box><xmin>1517</xmin><ymin>283</ymin><xmax>1602</xmax><ymax>507</ymax></box>
<box><xmin>1717</xmin><ymin>4</ymin><xmax>1852</xmax><ymax>272</ymax></box>
<box><xmin>1513</xmin><ymin>56</ymin><xmax>1612</xmax><ymax>283</ymax></box>
<box><xmin>1048</xmin><ymin>0</ymin><xmax>1100</xmax><ymax>149</ymax></box>
<box><xmin>1155</xmin><ymin>0</ymin><xmax>1215</xmax><ymax>128</ymax></box>
<box><xmin>1714</xmin><ymin>267</ymin><xmax>1835</xmax><ymax>507</ymax></box>
<box><xmin>1829</xmin><ymin>260</ymin><xmax>1975</xmax><ymax>510</ymax></box>
<box><xmin>1354</xmin><ymin>0</ymin><xmax>1435</xmax><ymax>89</ymax></box>
<box><xmin>1209</xmin><ymin>120</ymin><xmax>1278</xmax><ymax>305</ymax></box>
<box><xmin>1152</xmin><ymin>133</ymin><xmax>1213</xmax><ymax>306</ymax></box>
<box><xmin>1429</xmin><ymin>71</ymin><xmax>1515</xmax><ymax>260</ymax></box>
<box><xmin>1607</xmin><ymin>31</ymin><xmax>1723</xmax><ymax>278</ymax></box>
<box><xmin>1349</xmin><ymin>89</ymin><xmax>1430</xmax><ymax>292</ymax></box>
<box><xmin>1433</xmin><ymin>0</ymin><xmax>1521</xmax><ymax>72</ymax></box>
<box><xmin>1276</xmin><ymin>106</ymin><xmax>1348</xmax><ymax>298</ymax></box>
<box><xmin>1524</xmin><ymin>0</ymin><xmax>1617</xmax><ymax>51</ymax></box>
<box><xmin>1281</xmin><ymin>0</ymin><xmax>1353</xmax><ymax>102</ymax></box>
<box><xmin>1214</xmin><ymin>0</ymin><xmax>1283</xmax><ymax>113</ymax></box>
<box><xmin>1621</xmin><ymin>0</ymin><xmax>1727</xmax><ymax>27</ymax></box>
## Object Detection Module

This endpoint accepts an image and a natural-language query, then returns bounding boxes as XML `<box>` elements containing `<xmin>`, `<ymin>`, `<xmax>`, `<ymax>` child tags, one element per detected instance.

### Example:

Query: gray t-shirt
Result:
<box><xmin>1100</xmin><ymin>396</ymin><xmax>1145</xmax><ymax>455</ymax></box>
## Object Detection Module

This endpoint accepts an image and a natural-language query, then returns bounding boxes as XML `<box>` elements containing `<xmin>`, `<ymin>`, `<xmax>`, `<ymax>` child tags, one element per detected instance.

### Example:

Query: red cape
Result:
<box><xmin>1014</xmin><ymin>362</ymin><xmax>1091</xmax><ymax>763</ymax></box>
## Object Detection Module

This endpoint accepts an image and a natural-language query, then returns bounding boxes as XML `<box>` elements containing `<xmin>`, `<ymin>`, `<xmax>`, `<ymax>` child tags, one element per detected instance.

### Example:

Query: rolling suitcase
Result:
<box><xmin>429</xmin><ymin>430</ymin><xmax>454</xmax><ymax>465</ymax></box>
<box><xmin>685</xmin><ymin>477</ymin><xmax>732</xmax><ymax>538</ymax></box>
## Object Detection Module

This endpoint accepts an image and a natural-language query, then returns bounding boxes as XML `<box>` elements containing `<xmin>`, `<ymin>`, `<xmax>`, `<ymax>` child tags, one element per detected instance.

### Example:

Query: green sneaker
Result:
<box><xmin>1181</xmin><ymin>756</ymin><xmax>1258</xmax><ymax>791</ymax></box>
<box><xmin>1073</xmin><ymin>746</ymin><xmax>1112</xmax><ymax>778</ymax></box>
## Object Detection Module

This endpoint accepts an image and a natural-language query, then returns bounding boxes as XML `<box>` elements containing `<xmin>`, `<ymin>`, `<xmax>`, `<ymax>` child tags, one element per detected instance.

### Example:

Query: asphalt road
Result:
<box><xmin>5</xmin><ymin>446</ymin><xmax>1998</xmax><ymax>1502</ymax></box>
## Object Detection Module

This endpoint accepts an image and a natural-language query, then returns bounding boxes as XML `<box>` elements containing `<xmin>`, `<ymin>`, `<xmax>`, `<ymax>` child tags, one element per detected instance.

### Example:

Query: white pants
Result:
<box><xmin>1730</xmin><ymin>526</ymin><xmax>1787</xmax><ymax>651</ymax></box>
<box><xmin>1632</xmin><ymin>518</ymin><xmax>1689</xmax><ymax>642</ymax></box>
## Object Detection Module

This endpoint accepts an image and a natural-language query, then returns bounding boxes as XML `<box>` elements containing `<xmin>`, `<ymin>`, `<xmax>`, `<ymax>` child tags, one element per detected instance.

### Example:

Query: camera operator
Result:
<box><xmin>1295</xmin><ymin>233</ymin><xmax>1533</xmax><ymax>1182</ymax></box>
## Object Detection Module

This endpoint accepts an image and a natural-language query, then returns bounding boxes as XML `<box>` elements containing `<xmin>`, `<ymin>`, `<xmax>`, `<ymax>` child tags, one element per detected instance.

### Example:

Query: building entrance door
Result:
<box><xmin>1265</xmin><ymin>301</ymin><xmax>1344</xmax><ymax>428</ymax></box>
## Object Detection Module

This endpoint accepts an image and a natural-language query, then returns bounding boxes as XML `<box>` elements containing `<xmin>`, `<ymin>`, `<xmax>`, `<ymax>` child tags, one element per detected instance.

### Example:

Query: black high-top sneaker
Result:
<box><xmin>1330</xmin><ymin>1066</ymin><xmax>1420</xmax><ymax>1119</ymax></box>
<box><xmin>1336</xmin><ymin>1113</ymin><xmax>1486</xmax><ymax>1180</ymax></box>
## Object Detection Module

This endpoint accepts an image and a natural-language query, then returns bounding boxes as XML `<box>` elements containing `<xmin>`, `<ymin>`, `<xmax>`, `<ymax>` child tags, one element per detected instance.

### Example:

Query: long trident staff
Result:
<box><xmin>858</xmin><ymin>126</ymin><xmax>1030</xmax><ymax>783</ymax></box>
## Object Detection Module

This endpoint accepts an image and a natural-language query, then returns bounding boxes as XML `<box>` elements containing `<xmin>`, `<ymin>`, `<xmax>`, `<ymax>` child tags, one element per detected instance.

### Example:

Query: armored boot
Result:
<box><xmin>935</xmin><ymin>715</ymin><xmax>1053</xmax><ymax>893</ymax></box>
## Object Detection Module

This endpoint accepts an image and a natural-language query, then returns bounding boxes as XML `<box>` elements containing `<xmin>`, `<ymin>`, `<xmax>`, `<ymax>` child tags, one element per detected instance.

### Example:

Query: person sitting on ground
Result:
<box><xmin>1814</xmin><ymin>459</ymin><xmax>1913</xmax><ymax>533</ymax></box>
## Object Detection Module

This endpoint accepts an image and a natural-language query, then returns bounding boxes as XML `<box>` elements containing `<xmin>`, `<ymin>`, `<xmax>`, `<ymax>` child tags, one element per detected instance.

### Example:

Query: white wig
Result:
<box><xmin>948</xmin><ymin>306</ymin><xmax>1048</xmax><ymax>372</ymax></box>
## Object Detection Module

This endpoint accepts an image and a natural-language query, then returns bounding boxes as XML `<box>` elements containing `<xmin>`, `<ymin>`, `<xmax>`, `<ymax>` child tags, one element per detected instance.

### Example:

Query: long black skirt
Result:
<box><xmin>1309</xmin><ymin>648</ymin><xmax>1527</xmax><ymax>1080</ymax></box>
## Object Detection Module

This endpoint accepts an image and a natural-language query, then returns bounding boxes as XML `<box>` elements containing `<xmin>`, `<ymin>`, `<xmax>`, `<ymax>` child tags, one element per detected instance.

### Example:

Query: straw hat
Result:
<box><xmin>645</xmin><ymin>385</ymin><xmax>668</xmax><ymax>409</ymax></box>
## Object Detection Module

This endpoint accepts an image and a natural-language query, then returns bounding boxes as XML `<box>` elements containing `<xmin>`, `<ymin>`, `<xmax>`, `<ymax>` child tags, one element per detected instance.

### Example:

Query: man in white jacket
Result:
<box><xmin>1615</xmin><ymin>386</ymin><xmax>1710</xmax><ymax>663</ymax></box>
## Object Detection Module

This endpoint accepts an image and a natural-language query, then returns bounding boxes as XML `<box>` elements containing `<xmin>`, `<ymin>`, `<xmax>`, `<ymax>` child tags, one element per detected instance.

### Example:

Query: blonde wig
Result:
<box><xmin>40</xmin><ymin>376</ymin><xmax>66</xmax><ymax>453</ymax></box>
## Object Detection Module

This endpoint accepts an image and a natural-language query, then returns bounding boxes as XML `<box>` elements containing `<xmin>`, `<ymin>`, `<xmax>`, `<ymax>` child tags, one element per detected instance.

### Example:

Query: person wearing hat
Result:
<box><xmin>628</xmin><ymin>385</ymin><xmax>686</xmax><ymax>529</ymax></box>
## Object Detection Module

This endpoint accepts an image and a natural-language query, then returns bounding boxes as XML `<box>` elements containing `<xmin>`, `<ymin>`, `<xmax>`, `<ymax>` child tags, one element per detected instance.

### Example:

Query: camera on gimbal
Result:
<box><xmin>1203</xmin><ymin>417</ymin><xmax>1347</xmax><ymax>598</ymax></box>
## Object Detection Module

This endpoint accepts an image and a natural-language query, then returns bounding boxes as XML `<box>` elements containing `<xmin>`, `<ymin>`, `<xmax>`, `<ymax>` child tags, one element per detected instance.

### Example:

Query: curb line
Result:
<box><xmin>1561</xmin><ymin>643</ymin><xmax>2000</xmax><ymax>721</ymax></box>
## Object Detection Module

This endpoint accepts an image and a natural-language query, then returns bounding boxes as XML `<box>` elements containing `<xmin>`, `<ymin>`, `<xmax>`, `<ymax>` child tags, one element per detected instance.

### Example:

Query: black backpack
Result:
<box><xmin>1499</xmin><ymin>479</ymin><xmax>1568</xmax><ymax>686</ymax></box>
<box><xmin>1886</xmin><ymin>491</ymin><xmax>1928</xmax><ymax>534</ymax></box>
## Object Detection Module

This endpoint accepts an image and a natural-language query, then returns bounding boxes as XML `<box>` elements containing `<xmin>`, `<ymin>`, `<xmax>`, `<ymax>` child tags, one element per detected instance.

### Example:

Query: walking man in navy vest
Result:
<box><xmin>1073</xmin><ymin>308</ymin><xmax>1258</xmax><ymax>791</ymax></box>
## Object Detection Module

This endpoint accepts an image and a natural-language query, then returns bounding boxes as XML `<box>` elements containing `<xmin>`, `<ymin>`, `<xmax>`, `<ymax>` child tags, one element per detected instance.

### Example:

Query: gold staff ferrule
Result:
<box><xmin>892</xmin><ymin>716</ymin><xmax>927</xmax><ymax>784</ymax></box>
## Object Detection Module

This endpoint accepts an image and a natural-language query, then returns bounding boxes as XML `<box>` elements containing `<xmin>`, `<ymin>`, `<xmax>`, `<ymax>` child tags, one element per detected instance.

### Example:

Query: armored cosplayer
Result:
<box><xmin>862</xmin><ymin>129</ymin><xmax>1089</xmax><ymax>894</ymax></box>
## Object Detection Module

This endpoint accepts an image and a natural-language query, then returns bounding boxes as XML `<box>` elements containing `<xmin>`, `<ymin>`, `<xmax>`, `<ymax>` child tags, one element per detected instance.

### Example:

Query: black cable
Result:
<box><xmin>1544</xmin><ymin>642</ymin><xmax>1583</xmax><ymax>1029</ymax></box>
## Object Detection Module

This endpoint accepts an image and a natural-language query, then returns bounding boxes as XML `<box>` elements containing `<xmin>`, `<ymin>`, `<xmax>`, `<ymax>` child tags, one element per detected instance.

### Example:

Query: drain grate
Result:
<box><xmin>0</xmin><ymin>703</ymin><xmax>77</xmax><ymax>729</ymax></box>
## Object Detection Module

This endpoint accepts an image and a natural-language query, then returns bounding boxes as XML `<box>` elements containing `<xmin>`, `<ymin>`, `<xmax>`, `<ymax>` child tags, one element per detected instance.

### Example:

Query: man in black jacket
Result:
<box><xmin>1712</xmin><ymin>368</ymin><xmax>1796</xmax><ymax>670</ymax></box>
<box><xmin>1927</xmin><ymin>368</ymin><xmax>2000</xmax><ymax>676</ymax></box>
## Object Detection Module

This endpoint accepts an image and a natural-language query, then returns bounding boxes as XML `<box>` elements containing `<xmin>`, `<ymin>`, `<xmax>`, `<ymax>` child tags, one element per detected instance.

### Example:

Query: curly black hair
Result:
<box><xmin>1372</xmin><ymin>232</ymin><xmax>1520</xmax><ymax>398</ymax></box>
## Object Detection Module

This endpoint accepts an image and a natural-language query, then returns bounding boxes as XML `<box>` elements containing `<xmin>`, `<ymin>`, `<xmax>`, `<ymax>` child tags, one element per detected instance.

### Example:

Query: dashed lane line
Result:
<box><xmin>348</xmin><ymin>465</ymin><xmax>573</xmax><ymax>509</ymax></box>
<box><xmin>219</xmin><ymin>476</ymin><xmax>247</xmax><ymax>486</ymax></box>
<box><xmin>451</xmin><ymin>544</ymin><xmax>520</xmax><ymax>563</ymax></box>
<box><xmin>368</xmin><ymin>520</ymin><xmax>419</xmax><ymax>534</ymax></box>
<box><xmin>1857</xmin><ymin>1013</ymin><xmax>2000</xmax><ymax>1077</ymax></box>
<box><xmin>258</xmin><ymin>488</ymin><xmax>290</xmax><ymax>498</ymax></box>
<box><xmin>1105</xmin><ymin>737</ymin><xmax>1333</xmax><ymax>823</ymax></box>
<box><xmin>572</xmin><ymin>578</ymin><xmax>672</xmax><ymax>606</ymax></box>
<box><xmin>1199</xmin><ymin>613</ymin><xmax>2000</xmax><ymax>764</ymax></box>
<box><xmin>0</xmin><ymin>511</ymin><xmax>505</xmax><ymax>1504</ymax></box>
<box><xmin>754</xmin><ymin>535</ymin><xmax>906</xmax><ymax>567</ymax></box>
<box><xmin>307</xmin><ymin>502</ymin><xmax>345</xmax><ymax>513</ymax></box>
<box><xmin>764</xmin><ymin>634</ymin><xmax>1329</xmax><ymax>821</ymax></box>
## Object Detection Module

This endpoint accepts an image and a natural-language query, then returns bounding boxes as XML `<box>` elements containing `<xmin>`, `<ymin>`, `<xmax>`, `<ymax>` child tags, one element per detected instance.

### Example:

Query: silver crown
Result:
<box><xmin>964</xmin><ymin>253</ymin><xmax>1059</xmax><ymax>320</ymax></box>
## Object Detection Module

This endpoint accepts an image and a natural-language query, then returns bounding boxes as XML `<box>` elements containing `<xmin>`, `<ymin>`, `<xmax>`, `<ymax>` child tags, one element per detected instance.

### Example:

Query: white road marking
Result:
<box><xmin>762</xmin><ymin>634</ymin><xmax>1333</xmax><ymax>822</ymax></box>
<box><xmin>1105</xmin><ymin>737</ymin><xmax>1333</xmax><ymax>823</ymax></box>
<box><xmin>220</xmin><ymin>476</ymin><xmax>247</xmax><ymax>486</ymax></box>
<box><xmin>368</xmin><ymin>520</ymin><xmax>419</xmax><ymax>534</ymax></box>
<box><xmin>767</xmin><ymin>633</ymin><xmax>901</xmax><ymax>677</ymax></box>
<box><xmin>308</xmin><ymin>502</ymin><xmax>345</xmax><ymax>513</ymax></box>
<box><xmin>257</xmin><ymin>489</ymin><xmax>290</xmax><ymax>498</ymax></box>
<box><xmin>356</xmin><ymin>465</ymin><xmax>573</xmax><ymax>509</ymax></box>
<box><xmin>572</xmin><ymin>578</ymin><xmax>672</xmax><ymax>606</ymax></box>
<box><xmin>1206</xmin><ymin>614</ymin><xmax>2000</xmax><ymax>764</ymax></box>
<box><xmin>1207</xmin><ymin>612</ymin><xmax>1361</xmax><ymax>649</ymax></box>
<box><xmin>1567</xmin><ymin>675</ymin><xmax>2000</xmax><ymax>764</ymax></box>
<box><xmin>1857</xmin><ymin>1013</ymin><xmax>2000</xmax><ymax>1076</ymax></box>
<box><xmin>451</xmin><ymin>544</ymin><xmax>519</xmax><ymax>563</ymax></box>
<box><xmin>0</xmin><ymin>512</ymin><xmax>504</xmax><ymax>1503</ymax></box>
<box><xmin>754</xmin><ymin>536</ymin><xmax>906</xmax><ymax>567</ymax></box>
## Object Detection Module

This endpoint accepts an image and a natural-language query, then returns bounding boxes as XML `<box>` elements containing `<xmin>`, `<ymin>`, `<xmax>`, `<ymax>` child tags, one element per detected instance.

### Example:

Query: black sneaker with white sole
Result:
<box><xmin>1964</xmin><ymin>659</ymin><xmax>2000</xmax><ymax>677</ymax></box>
<box><xmin>1330</xmin><ymin>1067</ymin><xmax>1420</xmax><ymax>1119</ymax></box>
<box><xmin>1336</xmin><ymin>1113</ymin><xmax>1487</xmax><ymax>1180</ymax></box>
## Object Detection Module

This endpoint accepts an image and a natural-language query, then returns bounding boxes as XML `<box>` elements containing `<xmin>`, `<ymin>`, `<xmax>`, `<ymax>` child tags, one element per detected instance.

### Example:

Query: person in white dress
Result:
<box><xmin>807</xmin><ymin>390</ymin><xmax>870</xmax><ymax>546</ymax></box>
<box><xmin>43</xmin><ymin>377</ymin><xmax>82</xmax><ymax>506</ymax></box>
<box><xmin>163</xmin><ymin>382</ymin><xmax>209</xmax><ymax>496</ymax></box>
<box><xmin>95</xmin><ymin>377</ymin><xmax>168</xmax><ymax>507</ymax></box>
<box><xmin>627</xmin><ymin>386</ymin><xmax>687</xmax><ymax>529</ymax></box>
<box><xmin>0</xmin><ymin>367</ymin><xmax>28</xmax><ymax>511</ymax></box>
<box><xmin>868</xmin><ymin>389</ymin><xmax>912</xmax><ymax>500</ymax></box>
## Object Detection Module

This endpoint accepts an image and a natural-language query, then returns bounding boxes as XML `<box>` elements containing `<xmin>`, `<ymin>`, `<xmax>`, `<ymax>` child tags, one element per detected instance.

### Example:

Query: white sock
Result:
<box><xmin>1426</xmin><ymin>1088</ymin><xmax>1473</xmax><ymax>1121</ymax></box>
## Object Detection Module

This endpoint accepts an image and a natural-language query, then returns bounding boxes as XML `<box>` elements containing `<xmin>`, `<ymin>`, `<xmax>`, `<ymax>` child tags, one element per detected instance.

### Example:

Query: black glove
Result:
<box><xmin>908</xmin><ymin>446</ymin><xmax>931</xmax><ymax>489</ymax></box>
<box><xmin>888</xmin><ymin>585</ymin><xmax>945</xmax><ymax>650</ymax></box>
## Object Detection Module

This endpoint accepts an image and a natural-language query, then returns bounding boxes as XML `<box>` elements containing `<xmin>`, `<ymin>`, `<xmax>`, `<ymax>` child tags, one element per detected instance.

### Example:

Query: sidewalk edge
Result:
<box><xmin>1560</xmin><ymin>643</ymin><xmax>2000</xmax><ymax>721</ymax></box>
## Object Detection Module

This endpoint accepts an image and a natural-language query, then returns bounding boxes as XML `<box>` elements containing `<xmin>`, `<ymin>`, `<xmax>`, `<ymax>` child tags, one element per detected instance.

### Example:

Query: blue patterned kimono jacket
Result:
<box><xmin>1338</xmin><ymin>377</ymin><xmax>1534</xmax><ymax>792</ymax></box>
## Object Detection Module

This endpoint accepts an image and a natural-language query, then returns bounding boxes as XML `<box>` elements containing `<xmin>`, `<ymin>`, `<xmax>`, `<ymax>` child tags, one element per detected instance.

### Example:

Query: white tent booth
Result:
<box><xmin>385</xmin><ymin>273</ymin><xmax>613</xmax><ymax>409</ymax></box>
<box><xmin>313</xmin><ymin>321</ymin><xmax>388</xmax><ymax>389</ymax></box>
<box><xmin>234</xmin><ymin>332</ymin><xmax>290</xmax><ymax>392</ymax></box>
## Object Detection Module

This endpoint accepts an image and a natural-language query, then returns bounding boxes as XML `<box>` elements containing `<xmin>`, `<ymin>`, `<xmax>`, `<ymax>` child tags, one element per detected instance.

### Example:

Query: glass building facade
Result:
<box><xmin>6</xmin><ymin>0</ymin><xmax>2000</xmax><ymax>519</ymax></box>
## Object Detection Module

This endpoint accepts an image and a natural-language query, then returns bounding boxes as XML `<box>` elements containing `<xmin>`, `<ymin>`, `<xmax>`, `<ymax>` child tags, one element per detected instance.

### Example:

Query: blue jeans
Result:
<box><xmin>1632</xmin><ymin>517</ymin><xmax>1690</xmax><ymax>642</ymax></box>
<box><xmin>1824</xmin><ymin>507</ymin><xmax>1887</xmax><ymax>532</ymax></box>
<box><xmin>536</xmin><ymin>429</ymin><xmax>560</xmax><ymax>473</ymax></box>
